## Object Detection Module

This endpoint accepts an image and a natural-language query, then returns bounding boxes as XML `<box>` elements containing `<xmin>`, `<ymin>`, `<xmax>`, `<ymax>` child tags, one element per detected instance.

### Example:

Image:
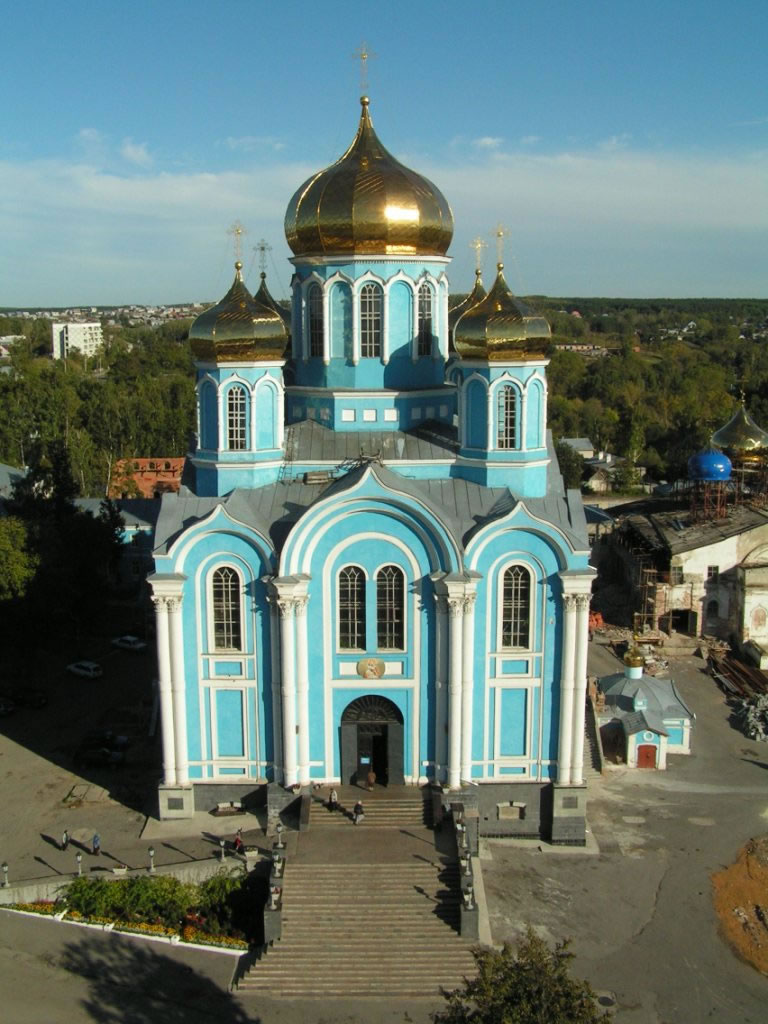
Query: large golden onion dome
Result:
<box><xmin>711</xmin><ymin>402</ymin><xmax>768</xmax><ymax>452</ymax></box>
<box><xmin>453</xmin><ymin>263</ymin><xmax>551</xmax><ymax>362</ymax></box>
<box><xmin>189</xmin><ymin>262</ymin><xmax>289</xmax><ymax>363</ymax></box>
<box><xmin>254</xmin><ymin>271</ymin><xmax>292</xmax><ymax>333</ymax></box>
<box><xmin>284</xmin><ymin>96</ymin><xmax>453</xmax><ymax>258</ymax></box>
<box><xmin>448</xmin><ymin>269</ymin><xmax>486</xmax><ymax>354</ymax></box>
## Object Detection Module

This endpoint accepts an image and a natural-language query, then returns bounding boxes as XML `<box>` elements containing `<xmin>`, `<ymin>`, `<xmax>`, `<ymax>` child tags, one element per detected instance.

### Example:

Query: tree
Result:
<box><xmin>554</xmin><ymin>441</ymin><xmax>584</xmax><ymax>490</ymax></box>
<box><xmin>432</xmin><ymin>928</ymin><xmax>609</xmax><ymax>1024</ymax></box>
<box><xmin>0</xmin><ymin>517</ymin><xmax>37</xmax><ymax>601</ymax></box>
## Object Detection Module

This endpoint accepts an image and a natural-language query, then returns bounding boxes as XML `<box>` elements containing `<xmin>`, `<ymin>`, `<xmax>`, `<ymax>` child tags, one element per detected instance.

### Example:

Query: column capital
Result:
<box><xmin>447</xmin><ymin>597</ymin><xmax>464</xmax><ymax>618</ymax></box>
<box><xmin>575</xmin><ymin>593</ymin><xmax>591</xmax><ymax>611</ymax></box>
<box><xmin>166</xmin><ymin>596</ymin><xmax>183</xmax><ymax>614</ymax></box>
<box><xmin>563</xmin><ymin>594</ymin><xmax>578</xmax><ymax>611</ymax></box>
<box><xmin>463</xmin><ymin>592</ymin><xmax>477</xmax><ymax>612</ymax></box>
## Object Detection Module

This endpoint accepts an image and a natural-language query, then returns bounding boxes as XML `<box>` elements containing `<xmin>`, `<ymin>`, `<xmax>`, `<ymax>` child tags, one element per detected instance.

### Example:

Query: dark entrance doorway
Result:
<box><xmin>340</xmin><ymin>695</ymin><xmax>405</xmax><ymax>786</ymax></box>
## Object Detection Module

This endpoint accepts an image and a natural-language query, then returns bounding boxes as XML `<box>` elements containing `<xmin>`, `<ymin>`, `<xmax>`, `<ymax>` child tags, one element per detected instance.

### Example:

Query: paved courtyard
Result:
<box><xmin>1</xmin><ymin>640</ymin><xmax>767</xmax><ymax>1021</ymax></box>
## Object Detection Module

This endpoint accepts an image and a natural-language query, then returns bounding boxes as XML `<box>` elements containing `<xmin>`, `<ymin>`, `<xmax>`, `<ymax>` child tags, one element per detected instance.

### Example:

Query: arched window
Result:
<box><xmin>339</xmin><ymin>566</ymin><xmax>365</xmax><ymax>649</ymax></box>
<box><xmin>501</xmin><ymin>565</ymin><xmax>531</xmax><ymax>648</ymax></box>
<box><xmin>377</xmin><ymin>565</ymin><xmax>404</xmax><ymax>649</ymax></box>
<box><xmin>308</xmin><ymin>283</ymin><xmax>323</xmax><ymax>358</ymax></box>
<box><xmin>212</xmin><ymin>566</ymin><xmax>242</xmax><ymax>651</ymax></box>
<box><xmin>497</xmin><ymin>385</ymin><xmax>517</xmax><ymax>450</ymax></box>
<box><xmin>417</xmin><ymin>282</ymin><xmax>433</xmax><ymax>357</ymax></box>
<box><xmin>360</xmin><ymin>282</ymin><xmax>382</xmax><ymax>357</ymax></box>
<box><xmin>226</xmin><ymin>385</ymin><xmax>247</xmax><ymax>450</ymax></box>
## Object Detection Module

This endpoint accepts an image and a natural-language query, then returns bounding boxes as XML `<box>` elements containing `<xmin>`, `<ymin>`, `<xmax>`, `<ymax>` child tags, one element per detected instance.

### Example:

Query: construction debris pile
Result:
<box><xmin>712</xmin><ymin>836</ymin><xmax>768</xmax><ymax>975</ymax></box>
<box><xmin>734</xmin><ymin>695</ymin><xmax>768</xmax><ymax>742</ymax></box>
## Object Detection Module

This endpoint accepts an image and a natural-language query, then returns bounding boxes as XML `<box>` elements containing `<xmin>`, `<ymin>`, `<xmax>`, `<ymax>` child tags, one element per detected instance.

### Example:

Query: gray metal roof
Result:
<box><xmin>285</xmin><ymin>418</ymin><xmax>457</xmax><ymax>466</ymax></box>
<box><xmin>624</xmin><ymin>504</ymin><xmax>768</xmax><ymax>556</ymax></box>
<box><xmin>599</xmin><ymin>671</ymin><xmax>693</xmax><ymax>724</ymax></box>
<box><xmin>0</xmin><ymin>461</ymin><xmax>25</xmax><ymax>498</ymax></box>
<box><xmin>76</xmin><ymin>497</ymin><xmax>162</xmax><ymax>531</ymax></box>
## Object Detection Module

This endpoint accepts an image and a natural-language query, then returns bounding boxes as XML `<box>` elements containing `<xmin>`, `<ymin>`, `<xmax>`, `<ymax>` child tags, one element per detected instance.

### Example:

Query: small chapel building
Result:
<box><xmin>148</xmin><ymin>96</ymin><xmax>594</xmax><ymax>842</ymax></box>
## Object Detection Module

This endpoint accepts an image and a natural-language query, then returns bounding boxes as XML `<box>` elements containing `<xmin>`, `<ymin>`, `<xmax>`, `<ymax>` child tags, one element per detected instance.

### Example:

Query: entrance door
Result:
<box><xmin>340</xmin><ymin>695</ymin><xmax>405</xmax><ymax>785</ymax></box>
<box><xmin>637</xmin><ymin>744</ymin><xmax>657</xmax><ymax>768</ymax></box>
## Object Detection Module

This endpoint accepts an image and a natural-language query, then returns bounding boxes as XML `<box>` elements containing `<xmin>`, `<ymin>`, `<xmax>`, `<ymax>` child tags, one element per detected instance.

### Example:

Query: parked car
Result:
<box><xmin>73</xmin><ymin>745</ymin><xmax>125</xmax><ymax>768</ymax></box>
<box><xmin>0</xmin><ymin>687</ymin><xmax>48</xmax><ymax>709</ymax></box>
<box><xmin>66</xmin><ymin>661</ymin><xmax>103</xmax><ymax>679</ymax></box>
<box><xmin>83</xmin><ymin>728</ymin><xmax>130</xmax><ymax>751</ymax></box>
<box><xmin>111</xmin><ymin>635</ymin><xmax>147</xmax><ymax>652</ymax></box>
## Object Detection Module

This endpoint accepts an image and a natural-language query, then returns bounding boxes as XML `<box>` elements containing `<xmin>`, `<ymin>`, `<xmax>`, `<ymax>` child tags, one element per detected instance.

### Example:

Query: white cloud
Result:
<box><xmin>597</xmin><ymin>133</ymin><xmax>632</xmax><ymax>152</ymax></box>
<box><xmin>472</xmin><ymin>136</ymin><xmax>503</xmax><ymax>149</ymax></box>
<box><xmin>120</xmin><ymin>138</ymin><xmax>153</xmax><ymax>167</ymax></box>
<box><xmin>222</xmin><ymin>136</ymin><xmax>286</xmax><ymax>153</ymax></box>
<box><xmin>520</xmin><ymin>135</ymin><xmax>541</xmax><ymax>146</ymax></box>
<box><xmin>1</xmin><ymin>145</ymin><xmax>767</xmax><ymax>304</ymax></box>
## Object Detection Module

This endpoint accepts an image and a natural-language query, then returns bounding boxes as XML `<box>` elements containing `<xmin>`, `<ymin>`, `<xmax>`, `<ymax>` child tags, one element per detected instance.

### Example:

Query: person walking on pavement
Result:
<box><xmin>328</xmin><ymin>787</ymin><xmax>338</xmax><ymax>813</ymax></box>
<box><xmin>233</xmin><ymin>828</ymin><xmax>244</xmax><ymax>854</ymax></box>
<box><xmin>92</xmin><ymin>832</ymin><xmax>101</xmax><ymax>856</ymax></box>
<box><xmin>61</xmin><ymin>829</ymin><xmax>69</xmax><ymax>851</ymax></box>
<box><xmin>353</xmin><ymin>800</ymin><xmax>364</xmax><ymax>825</ymax></box>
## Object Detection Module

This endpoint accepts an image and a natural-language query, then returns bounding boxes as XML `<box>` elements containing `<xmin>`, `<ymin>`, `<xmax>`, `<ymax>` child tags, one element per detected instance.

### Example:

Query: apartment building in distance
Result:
<box><xmin>51</xmin><ymin>321</ymin><xmax>103</xmax><ymax>360</ymax></box>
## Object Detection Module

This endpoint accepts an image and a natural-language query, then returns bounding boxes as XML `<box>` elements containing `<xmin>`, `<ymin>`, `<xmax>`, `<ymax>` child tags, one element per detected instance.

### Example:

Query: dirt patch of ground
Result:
<box><xmin>712</xmin><ymin>835</ymin><xmax>768</xmax><ymax>974</ymax></box>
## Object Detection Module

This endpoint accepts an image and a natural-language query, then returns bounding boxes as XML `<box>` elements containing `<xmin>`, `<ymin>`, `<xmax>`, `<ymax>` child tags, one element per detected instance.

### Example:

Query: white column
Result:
<box><xmin>322</xmin><ymin>282</ymin><xmax>330</xmax><ymax>365</ymax></box>
<box><xmin>570</xmin><ymin>594</ymin><xmax>591</xmax><ymax>785</ymax></box>
<box><xmin>295</xmin><ymin>596</ymin><xmax>310</xmax><ymax>786</ymax></box>
<box><xmin>268</xmin><ymin>595</ymin><xmax>284</xmax><ymax>783</ymax></box>
<box><xmin>447</xmin><ymin>597</ymin><xmax>464</xmax><ymax>789</ymax></box>
<box><xmin>278</xmin><ymin>597</ymin><xmax>298</xmax><ymax>787</ymax></box>
<box><xmin>168</xmin><ymin>596</ymin><xmax>189</xmax><ymax>786</ymax></box>
<box><xmin>434</xmin><ymin>594</ymin><xmax>449</xmax><ymax>782</ymax></box>
<box><xmin>351</xmin><ymin>283</ymin><xmax>360</xmax><ymax>365</ymax></box>
<box><xmin>460</xmin><ymin>593</ymin><xmax>476</xmax><ymax>782</ymax></box>
<box><xmin>381</xmin><ymin>284</ymin><xmax>389</xmax><ymax>365</ymax></box>
<box><xmin>153</xmin><ymin>597</ymin><xmax>176</xmax><ymax>786</ymax></box>
<box><xmin>557</xmin><ymin>594</ymin><xmax>578</xmax><ymax>786</ymax></box>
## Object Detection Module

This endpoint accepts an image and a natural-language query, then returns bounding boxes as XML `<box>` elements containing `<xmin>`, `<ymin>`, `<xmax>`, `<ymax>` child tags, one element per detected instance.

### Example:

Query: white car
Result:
<box><xmin>67</xmin><ymin>660</ymin><xmax>103</xmax><ymax>679</ymax></box>
<box><xmin>111</xmin><ymin>635</ymin><xmax>147</xmax><ymax>652</ymax></box>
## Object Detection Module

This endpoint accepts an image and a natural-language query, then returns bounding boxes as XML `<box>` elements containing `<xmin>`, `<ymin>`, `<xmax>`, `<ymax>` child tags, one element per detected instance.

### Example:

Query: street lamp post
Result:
<box><xmin>1</xmin><ymin>862</ymin><xmax>8</xmax><ymax>888</ymax></box>
<box><xmin>276</xmin><ymin>822</ymin><xmax>285</xmax><ymax>849</ymax></box>
<box><xmin>76</xmin><ymin>853</ymin><xmax>82</xmax><ymax>877</ymax></box>
<box><xmin>148</xmin><ymin>846</ymin><xmax>156</xmax><ymax>873</ymax></box>
<box><xmin>219</xmin><ymin>838</ymin><xmax>226</xmax><ymax>862</ymax></box>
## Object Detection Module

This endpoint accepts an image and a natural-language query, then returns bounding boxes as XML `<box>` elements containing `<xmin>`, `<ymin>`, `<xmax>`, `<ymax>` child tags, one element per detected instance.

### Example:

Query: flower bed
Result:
<box><xmin>114</xmin><ymin>921</ymin><xmax>178</xmax><ymax>938</ymax></box>
<box><xmin>181</xmin><ymin>924</ymin><xmax>248</xmax><ymax>950</ymax></box>
<box><xmin>8</xmin><ymin>900</ymin><xmax>61</xmax><ymax>916</ymax></box>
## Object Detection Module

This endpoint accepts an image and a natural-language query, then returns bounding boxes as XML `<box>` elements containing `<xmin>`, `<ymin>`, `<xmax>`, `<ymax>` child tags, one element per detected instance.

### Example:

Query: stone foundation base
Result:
<box><xmin>550</xmin><ymin>783</ymin><xmax>587</xmax><ymax>845</ymax></box>
<box><xmin>158</xmin><ymin>784</ymin><xmax>195</xmax><ymax>819</ymax></box>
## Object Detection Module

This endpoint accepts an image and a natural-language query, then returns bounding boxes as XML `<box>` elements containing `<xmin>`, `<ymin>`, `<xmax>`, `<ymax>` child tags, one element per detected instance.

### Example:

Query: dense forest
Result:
<box><xmin>1</xmin><ymin>297</ymin><xmax>767</xmax><ymax>497</ymax></box>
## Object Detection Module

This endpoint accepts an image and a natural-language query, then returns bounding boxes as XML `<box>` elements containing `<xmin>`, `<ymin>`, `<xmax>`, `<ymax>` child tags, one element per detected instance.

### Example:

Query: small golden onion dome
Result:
<box><xmin>453</xmin><ymin>263</ymin><xmax>551</xmax><ymax>362</ymax></box>
<box><xmin>254</xmin><ymin>271</ymin><xmax>292</xmax><ymax>335</ymax></box>
<box><xmin>284</xmin><ymin>96</ymin><xmax>454</xmax><ymax>258</ymax></box>
<box><xmin>624</xmin><ymin>646</ymin><xmax>645</xmax><ymax>669</ymax></box>
<box><xmin>711</xmin><ymin>403</ymin><xmax>768</xmax><ymax>452</ymax></box>
<box><xmin>449</xmin><ymin>269</ymin><xmax>487</xmax><ymax>330</ymax></box>
<box><xmin>189</xmin><ymin>262</ymin><xmax>289</xmax><ymax>363</ymax></box>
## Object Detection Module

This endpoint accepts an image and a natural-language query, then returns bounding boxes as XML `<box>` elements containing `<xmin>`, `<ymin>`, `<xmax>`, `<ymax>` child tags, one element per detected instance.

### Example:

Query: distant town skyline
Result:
<box><xmin>2</xmin><ymin>0</ymin><xmax>767</xmax><ymax>306</ymax></box>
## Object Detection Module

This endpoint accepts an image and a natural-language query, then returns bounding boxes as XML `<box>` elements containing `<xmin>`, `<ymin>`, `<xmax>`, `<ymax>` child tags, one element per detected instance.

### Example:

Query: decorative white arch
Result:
<box><xmin>460</xmin><ymin>372</ymin><xmax>490</xmax><ymax>449</ymax></box>
<box><xmin>352</xmin><ymin>270</ymin><xmax>387</xmax><ymax>365</ymax></box>
<box><xmin>299</xmin><ymin>272</ymin><xmax>326</xmax><ymax>363</ymax></box>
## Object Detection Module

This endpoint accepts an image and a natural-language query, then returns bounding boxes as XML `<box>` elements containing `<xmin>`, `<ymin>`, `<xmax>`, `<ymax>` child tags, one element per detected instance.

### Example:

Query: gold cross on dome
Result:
<box><xmin>469</xmin><ymin>236</ymin><xmax>488</xmax><ymax>273</ymax></box>
<box><xmin>227</xmin><ymin>221</ymin><xmax>246</xmax><ymax>262</ymax></box>
<box><xmin>254</xmin><ymin>238</ymin><xmax>272</xmax><ymax>274</ymax></box>
<box><xmin>352</xmin><ymin>41</ymin><xmax>376</xmax><ymax>93</ymax></box>
<box><xmin>493</xmin><ymin>223</ymin><xmax>510</xmax><ymax>264</ymax></box>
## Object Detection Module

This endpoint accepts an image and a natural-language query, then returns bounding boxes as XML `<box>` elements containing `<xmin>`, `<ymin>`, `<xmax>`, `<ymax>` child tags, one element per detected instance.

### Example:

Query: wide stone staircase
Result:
<box><xmin>584</xmin><ymin>700</ymin><xmax>604</xmax><ymax>782</ymax></box>
<box><xmin>238</xmin><ymin>787</ymin><xmax>476</xmax><ymax>998</ymax></box>
<box><xmin>307</xmin><ymin>786</ymin><xmax>430</xmax><ymax>829</ymax></box>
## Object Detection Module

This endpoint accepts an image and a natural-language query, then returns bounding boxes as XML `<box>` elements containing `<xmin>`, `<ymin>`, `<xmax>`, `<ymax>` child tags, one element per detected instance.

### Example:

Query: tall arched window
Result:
<box><xmin>417</xmin><ymin>282</ymin><xmax>433</xmax><ymax>357</ymax></box>
<box><xmin>497</xmin><ymin>385</ymin><xmax>517</xmax><ymax>450</ymax></box>
<box><xmin>212</xmin><ymin>566</ymin><xmax>242</xmax><ymax>651</ymax></box>
<box><xmin>501</xmin><ymin>565</ymin><xmax>531</xmax><ymax>648</ymax></box>
<box><xmin>377</xmin><ymin>565</ymin><xmax>404</xmax><ymax>649</ymax></box>
<box><xmin>308</xmin><ymin>283</ymin><xmax>323</xmax><ymax>358</ymax></box>
<box><xmin>227</xmin><ymin>385</ymin><xmax>247</xmax><ymax>450</ymax></box>
<box><xmin>339</xmin><ymin>566</ymin><xmax>366</xmax><ymax>649</ymax></box>
<box><xmin>360</xmin><ymin>283</ymin><xmax>382</xmax><ymax>357</ymax></box>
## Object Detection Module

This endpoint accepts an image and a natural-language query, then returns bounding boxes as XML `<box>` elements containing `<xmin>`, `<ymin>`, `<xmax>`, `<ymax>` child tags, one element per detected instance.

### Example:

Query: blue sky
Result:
<box><xmin>2</xmin><ymin>0</ymin><xmax>767</xmax><ymax>306</ymax></box>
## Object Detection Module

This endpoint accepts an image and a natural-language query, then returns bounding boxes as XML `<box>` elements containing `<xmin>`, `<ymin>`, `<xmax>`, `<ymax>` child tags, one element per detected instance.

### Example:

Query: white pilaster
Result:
<box><xmin>460</xmin><ymin>592</ymin><xmax>477</xmax><ymax>782</ymax></box>
<box><xmin>295</xmin><ymin>596</ymin><xmax>310</xmax><ymax>785</ymax></box>
<box><xmin>570</xmin><ymin>593</ymin><xmax>591</xmax><ymax>785</ymax></box>
<box><xmin>153</xmin><ymin>596</ymin><xmax>176</xmax><ymax>786</ymax></box>
<box><xmin>434</xmin><ymin>593</ymin><xmax>449</xmax><ymax>782</ymax></box>
<box><xmin>278</xmin><ymin>597</ymin><xmax>298</xmax><ymax>787</ymax></box>
<box><xmin>447</xmin><ymin>596</ymin><xmax>464</xmax><ymax>789</ymax></box>
<box><xmin>557</xmin><ymin>593</ymin><xmax>578</xmax><ymax>786</ymax></box>
<box><xmin>168</xmin><ymin>596</ymin><xmax>189</xmax><ymax>786</ymax></box>
<box><xmin>267</xmin><ymin>594</ymin><xmax>284</xmax><ymax>782</ymax></box>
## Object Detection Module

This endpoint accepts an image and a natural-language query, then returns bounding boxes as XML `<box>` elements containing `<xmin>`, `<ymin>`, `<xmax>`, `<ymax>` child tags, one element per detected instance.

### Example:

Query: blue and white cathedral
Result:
<box><xmin>149</xmin><ymin>97</ymin><xmax>594</xmax><ymax>842</ymax></box>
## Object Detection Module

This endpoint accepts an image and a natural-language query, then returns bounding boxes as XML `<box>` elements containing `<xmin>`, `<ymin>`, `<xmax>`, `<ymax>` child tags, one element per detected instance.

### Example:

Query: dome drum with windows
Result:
<box><xmin>284</xmin><ymin>97</ymin><xmax>454</xmax><ymax>258</ymax></box>
<box><xmin>453</xmin><ymin>263</ymin><xmax>551</xmax><ymax>362</ymax></box>
<box><xmin>189</xmin><ymin>262</ymin><xmax>289</xmax><ymax>363</ymax></box>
